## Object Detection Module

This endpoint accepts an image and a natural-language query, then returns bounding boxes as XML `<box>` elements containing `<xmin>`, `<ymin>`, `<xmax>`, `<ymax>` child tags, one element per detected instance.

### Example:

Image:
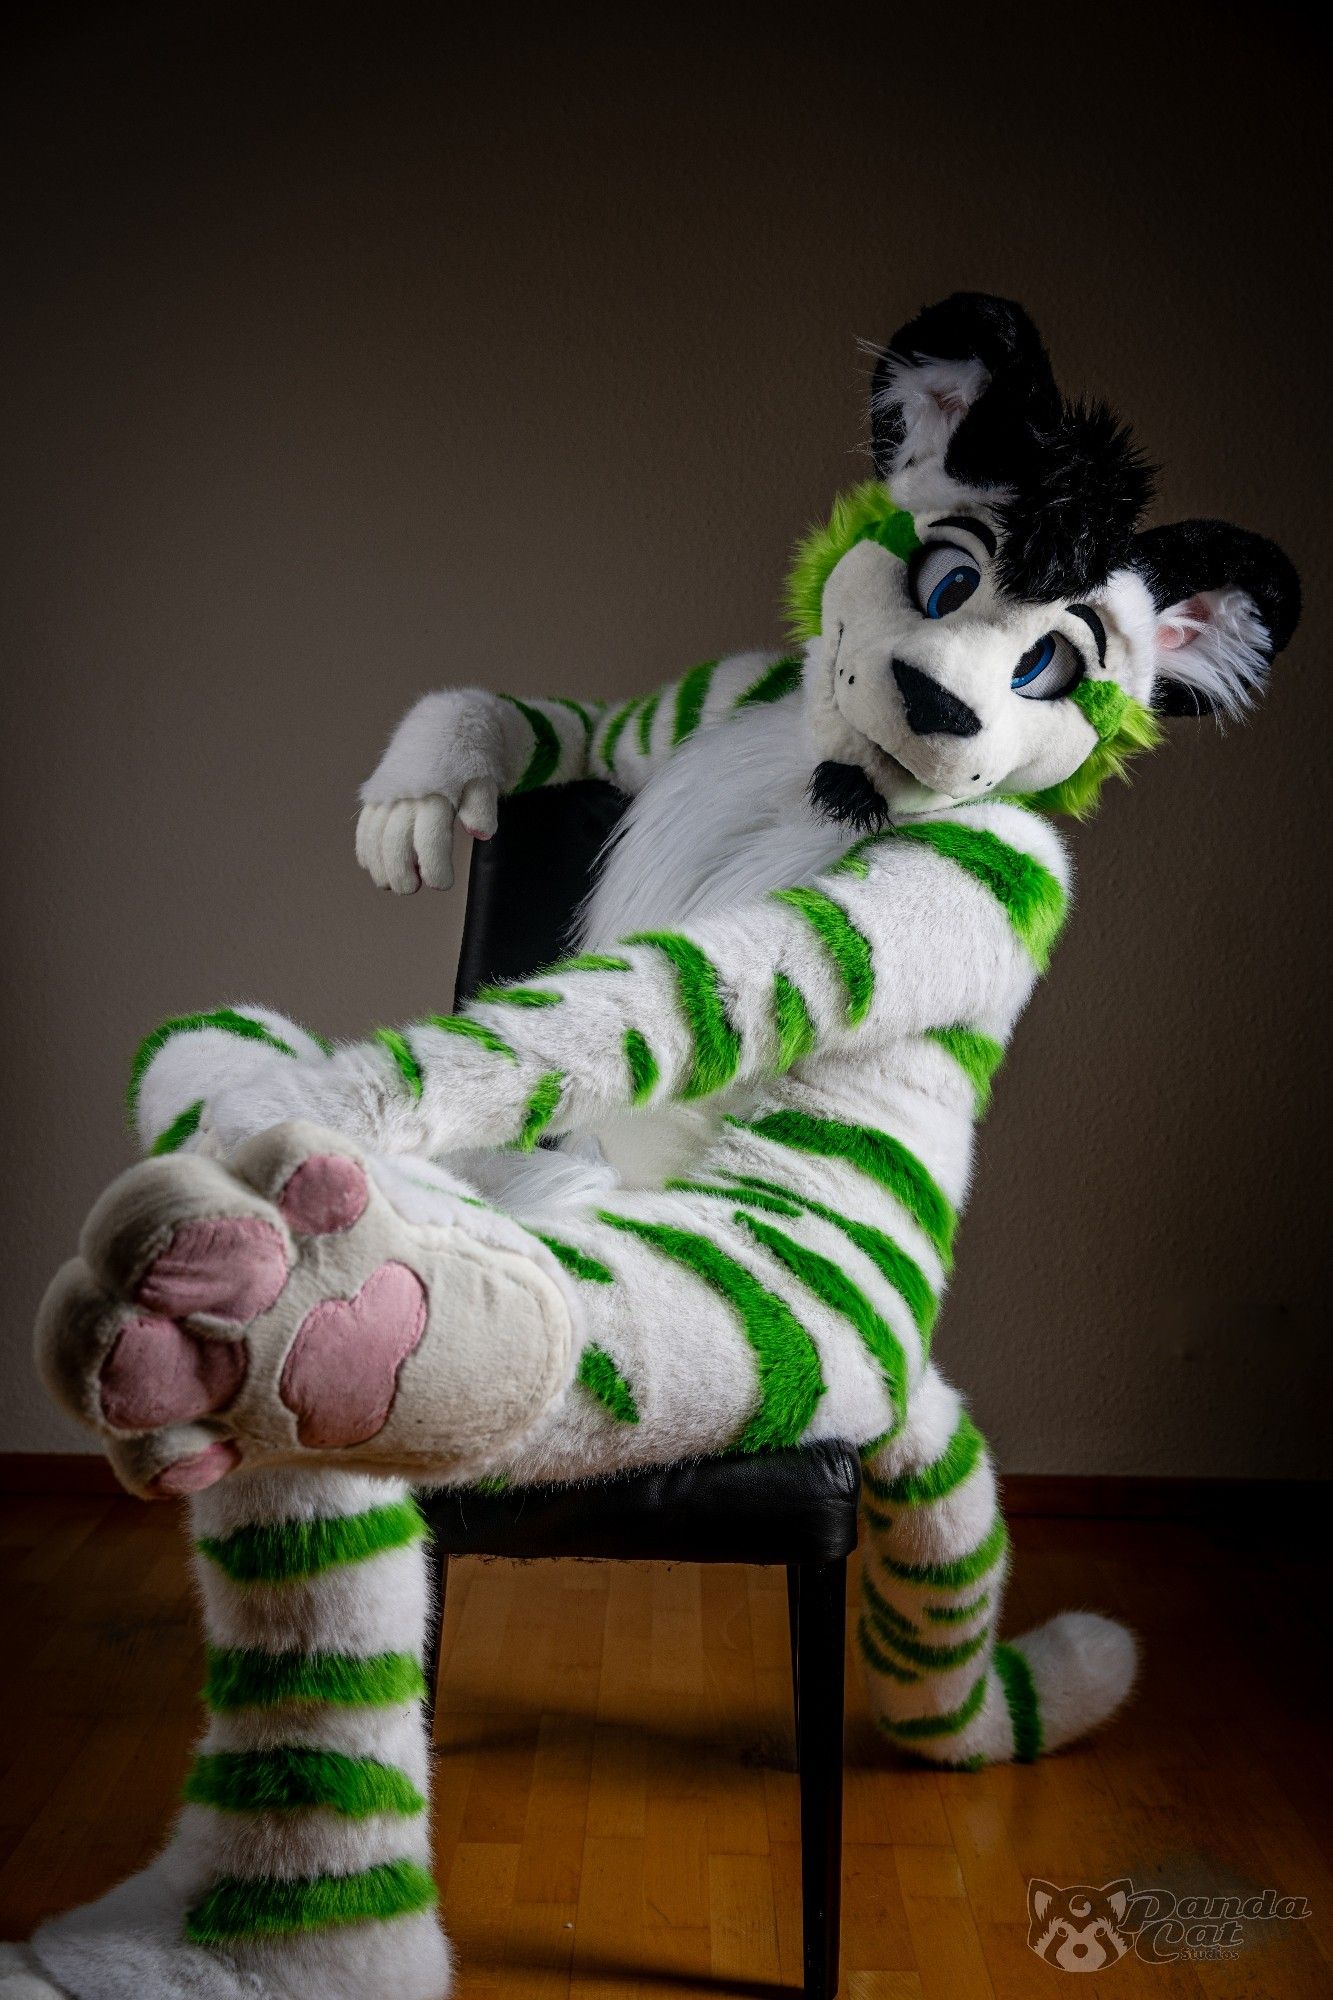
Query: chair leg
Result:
<box><xmin>786</xmin><ymin>1562</ymin><xmax>802</xmax><ymax>1766</ymax></box>
<box><xmin>421</xmin><ymin>1552</ymin><xmax>449</xmax><ymax>1744</ymax></box>
<box><xmin>795</xmin><ymin>1558</ymin><xmax>846</xmax><ymax>2000</ymax></box>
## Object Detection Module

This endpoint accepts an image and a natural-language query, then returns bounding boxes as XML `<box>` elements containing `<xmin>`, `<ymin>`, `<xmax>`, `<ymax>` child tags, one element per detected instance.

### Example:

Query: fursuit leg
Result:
<box><xmin>2</xmin><ymin>1471</ymin><xmax>449</xmax><ymax>2000</ymax></box>
<box><xmin>857</xmin><ymin>1367</ymin><xmax>1137</xmax><ymax>1766</ymax></box>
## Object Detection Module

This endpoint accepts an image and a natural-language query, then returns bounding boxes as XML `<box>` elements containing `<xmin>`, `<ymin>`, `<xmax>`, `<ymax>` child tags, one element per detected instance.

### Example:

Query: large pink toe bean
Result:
<box><xmin>101</xmin><ymin>1314</ymin><xmax>248</xmax><ymax>1430</ymax></box>
<box><xmin>279</xmin><ymin>1261</ymin><xmax>426</xmax><ymax>1448</ymax></box>
<box><xmin>136</xmin><ymin>1215</ymin><xmax>289</xmax><ymax>1325</ymax></box>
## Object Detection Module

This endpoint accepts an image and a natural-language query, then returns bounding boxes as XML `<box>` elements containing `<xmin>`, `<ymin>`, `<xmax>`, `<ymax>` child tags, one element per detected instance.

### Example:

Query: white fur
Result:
<box><xmin>870</xmin><ymin>352</ymin><xmax>998</xmax><ymax>519</ymax></box>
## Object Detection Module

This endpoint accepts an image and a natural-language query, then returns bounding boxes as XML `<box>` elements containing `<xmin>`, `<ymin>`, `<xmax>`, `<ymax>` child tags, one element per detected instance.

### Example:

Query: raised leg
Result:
<box><xmin>34</xmin><ymin>1122</ymin><xmax>578</xmax><ymax>1497</ymax></box>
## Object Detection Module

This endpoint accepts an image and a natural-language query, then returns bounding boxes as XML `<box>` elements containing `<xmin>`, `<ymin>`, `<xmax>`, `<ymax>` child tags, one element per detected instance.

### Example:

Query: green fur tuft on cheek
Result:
<box><xmin>1019</xmin><ymin>679</ymin><xmax>1163</xmax><ymax>819</ymax></box>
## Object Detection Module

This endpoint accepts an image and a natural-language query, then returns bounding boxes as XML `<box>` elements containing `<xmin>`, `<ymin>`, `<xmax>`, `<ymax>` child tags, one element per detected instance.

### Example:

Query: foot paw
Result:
<box><xmin>35</xmin><ymin>1122</ymin><xmax>574</xmax><ymax>1497</ymax></box>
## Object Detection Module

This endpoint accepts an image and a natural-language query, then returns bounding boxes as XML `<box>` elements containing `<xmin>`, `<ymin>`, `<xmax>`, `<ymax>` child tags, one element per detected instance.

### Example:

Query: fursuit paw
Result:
<box><xmin>35</xmin><ymin>1121</ymin><xmax>574</xmax><ymax>1497</ymax></box>
<box><xmin>356</xmin><ymin>689</ymin><xmax>515</xmax><ymax>893</ymax></box>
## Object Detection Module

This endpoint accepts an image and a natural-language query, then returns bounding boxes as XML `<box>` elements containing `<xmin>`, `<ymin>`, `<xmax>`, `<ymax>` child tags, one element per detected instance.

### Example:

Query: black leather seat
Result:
<box><xmin>418</xmin><ymin>781</ymin><xmax>859</xmax><ymax>2000</ymax></box>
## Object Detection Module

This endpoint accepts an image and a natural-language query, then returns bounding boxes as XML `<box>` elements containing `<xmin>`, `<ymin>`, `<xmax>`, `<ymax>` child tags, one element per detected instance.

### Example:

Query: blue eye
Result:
<box><xmin>911</xmin><ymin>543</ymin><xmax>981</xmax><ymax>620</ymax></box>
<box><xmin>1012</xmin><ymin>635</ymin><xmax>1055</xmax><ymax>687</ymax></box>
<box><xmin>1011</xmin><ymin>631</ymin><xmax>1082</xmax><ymax>700</ymax></box>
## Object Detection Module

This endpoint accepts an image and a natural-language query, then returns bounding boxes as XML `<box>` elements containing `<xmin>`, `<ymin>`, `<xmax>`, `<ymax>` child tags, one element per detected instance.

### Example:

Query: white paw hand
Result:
<box><xmin>358</xmin><ymin>687</ymin><xmax>513</xmax><ymax>895</ymax></box>
<box><xmin>355</xmin><ymin>781</ymin><xmax>498</xmax><ymax>895</ymax></box>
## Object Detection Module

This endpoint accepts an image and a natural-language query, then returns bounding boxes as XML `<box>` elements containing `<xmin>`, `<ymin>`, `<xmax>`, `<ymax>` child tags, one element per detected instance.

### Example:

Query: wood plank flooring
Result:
<box><xmin>0</xmin><ymin>1496</ymin><xmax>1328</xmax><ymax>1997</ymax></box>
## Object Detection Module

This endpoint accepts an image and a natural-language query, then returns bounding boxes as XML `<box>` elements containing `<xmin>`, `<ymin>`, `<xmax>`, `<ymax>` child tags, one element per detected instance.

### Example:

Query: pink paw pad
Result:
<box><xmin>279</xmin><ymin>1261</ymin><xmax>426</xmax><ymax>1448</ymax></box>
<box><xmin>150</xmin><ymin>1440</ymin><xmax>243</xmax><ymax>1497</ymax></box>
<box><xmin>101</xmin><ymin>1314</ymin><xmax>248</xmax><ymax>1430</ymax></box>
<box><xmin>136</xmin><ymin>1215</ymin><xmax>289</xmax><ymax>1325</ymax></box>
<box><xmin>278</xmin><ymin>1155</ymin><xmax>369</xmax><ymax>1236</ymax></box>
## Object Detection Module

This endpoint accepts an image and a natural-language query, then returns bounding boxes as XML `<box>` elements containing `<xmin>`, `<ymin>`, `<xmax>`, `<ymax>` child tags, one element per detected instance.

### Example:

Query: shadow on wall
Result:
<box><xmin>1</xmin><ymin>4</ymin><xmax>1329</xmax><ymax>1469</ymax></box>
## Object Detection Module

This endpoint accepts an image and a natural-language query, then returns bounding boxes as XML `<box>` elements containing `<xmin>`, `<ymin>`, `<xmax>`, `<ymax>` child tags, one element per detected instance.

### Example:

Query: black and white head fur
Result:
<box><xmin>808</xmin><ymin>293</ymin><xmax>1301</xmax><ymax>817</ymax></box>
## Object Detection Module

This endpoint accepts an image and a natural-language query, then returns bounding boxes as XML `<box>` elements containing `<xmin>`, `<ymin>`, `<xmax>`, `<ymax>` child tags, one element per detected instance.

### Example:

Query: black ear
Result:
<box><xmin>1129</xmin><ymin>519</ymin><xmax>1301</xmax><ymax>717</ymax></box>
<box><xmin>869</xmin><ymin>292</ymin><xmax>1059</xmax><ymax>488</ymax></box>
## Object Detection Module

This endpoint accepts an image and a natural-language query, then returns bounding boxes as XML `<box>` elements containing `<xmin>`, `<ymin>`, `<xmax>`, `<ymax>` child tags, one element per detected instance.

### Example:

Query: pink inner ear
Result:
<box><xmin>1157</xmin><ymin>594</ymin><xmax>1211</xmax><ymax>651</ymax></box>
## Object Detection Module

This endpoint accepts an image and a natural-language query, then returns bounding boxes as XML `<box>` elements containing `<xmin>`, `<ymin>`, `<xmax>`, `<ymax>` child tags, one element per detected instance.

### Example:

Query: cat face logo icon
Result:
<box><xmin>1027</xmin><ymin>1879</ymin><xmax>1134</xmax><ymax>1971</ymax></box>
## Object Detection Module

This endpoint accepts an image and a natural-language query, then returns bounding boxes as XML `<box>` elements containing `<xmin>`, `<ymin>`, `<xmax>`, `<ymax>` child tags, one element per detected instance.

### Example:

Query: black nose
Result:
<box><xmin>892</xmin><ymin>658</ymin><xmax>982</xmax><ymax>738</ymax></box>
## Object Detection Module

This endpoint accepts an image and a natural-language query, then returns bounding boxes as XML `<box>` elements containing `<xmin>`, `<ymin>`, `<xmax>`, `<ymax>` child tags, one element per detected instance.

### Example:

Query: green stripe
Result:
<box><xmin>204</xmin><ymin>1648</ymin><xmax>426</xmax><ymax>1712</ymax></box>
<box><xmin>424</xmin><ymin>1013</ymin><xmax>519</xmax><ymax>1062</ymax></box>
<box><xmin>732</xmin><ymin>1111</ymin><xmax>956</xmax><ymax>1265</ymax></box>
<box><xmin>553</xmin><ymin>695</ymin><xmax>598</xmax><ymax>754</ymax></box>
<box><xmin>514</xmin><ymin>1071</ymin><xmax>565</xmax><ymax>1150</ymax></box>
<box><xmin>374</xmin><ymin>1027</ymin><xmax>423</xmax><ymax>1099</ymax></box>
<box><xmin>877</xmin><ymin>1670</ymin><xmax>989</xmax><ymax>1742</ymax></box>
<box><xmin>150</xmin><ymin>1098</ymin><xmax>205</xmax><ymax>1155</ymax></box>
<box><xmin>186</xmin><ymin>1859</ymin><xmax>437</xmax><ymax>1943</ymax></box>
<box><xmin>772</xmin><ymin>887</ymin><xmax>875</xmax><ymax>1025</ymax></box>
<box><xmin>184</xmin><ymin>1748</ymin><xmax>425</xmax><ymax>1818</ymax></box>
<box><xmin>576</xmin><ymin>1344</ymin><xmax>640</xmax><ymax>1423</ymax></box>
<box><xmin>636</xmin><ymin>689</ymin><xmax>662</xmax><ymax>755</ymax></box>
<box><xmin>857</xmin><ymin>1615</ymin><xmax>921</xmax><ymax>1685</ymax></box>
<box><xmin>873</xmin><ymin>1514</ymin><xmax>1009</xmax><ymax>1591</ymax></box>
<box><xmin>667</xmin><ymin>1178</ymin><xmax>803</xmax><ymax>1220</ymax></box>
<box><xmin>624</xmin><ymin>931</ymin><xmax>741</xmax><ymax>1099</ymax></box>
<box><xmin>128</xmin><ymin>1009</ymin><xmax>298</xmax><ymax>1121</ymax></box>
<box><xmin>735</xmin><ymin>655</ymin><xmax>803</xmax><ymax>708</ymax></box>
<box><xmin>549</xmin><ymin>952</ymin><xmax>632</xmax><ymax>974</ymax></box>
<box><xmin>993</xmin><ymin>1642</ymin><xmax>1043</xmax><ymax>1763</ymax></box>
<box><xmin>197</xmin><ymin>1499</ymin><xmax>427</xmax><ymax>1585</ymax></box>
<box><xmin>624</xmin><ymin>1027</ymin><xmax>659</xmax><ymax>1104</ymax></box>
<box><xmin>536</xmin><ymin>1234</ymin><xmax>615</xmax><ymax>1283</ymax></box>
<box><xmin>672</xmin><ymin>659</ymin><xmax>717</xmax><ymax>743</ymax></box>
<box><xmin>734</xmin><ymin>1211</ymin><xmax>908</xmax><ymax>1429</ymax></box>
<box><xmin>600</xmin><ymin>698</ymin><xmax>639</xmax><ymax>774</ymax></box>
<box><xmin>772</xmin><ymin>972</ymin><xmax>817</xmax><ymax>1071</ymax></box>
<box><xmin>925</xmin><ymin>1592</ymin><xmax>991</xmax><ymax>1626</ymax></box>
<box><xmin>892</xmin><ymin>821</ymin><xmax>1067</xmax><ymax>969</ymax></box>
<box><xmin>862</xmin><ymin>1573</ymin><xmax>990</xmax><ymax>1670</ymax></box>
<box><xmin>723</xmin><ymin>1174</ymin><xmax>938</xmax><ymax>1341</ymax></box>
<box><xmin>597</xmin><ymin>1213</ymin><xmax>824</xmax><ymax>1451</ymax></box>
<box><xmin>471</xmin><ymin>984</ymin><xmax>563</xmax><ymax>1008</ymax></box>
<box><xmin>502</xmin><ymin>694</ymin><xmax>563</xmax><ymax>793</ymax></box>
<box><xmin>862</xmin><ymin>1413</ymin><xmax>984</xmax><ymax>1509</ymax></box>
<box><xmin>925</xmin><ymin>1026</ymin><xmax>1005</xmax><ymax>1113</ymax></box>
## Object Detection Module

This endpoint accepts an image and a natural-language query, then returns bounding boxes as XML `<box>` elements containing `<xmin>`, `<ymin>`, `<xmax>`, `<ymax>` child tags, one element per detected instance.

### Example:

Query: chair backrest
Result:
<box><xmin>453</xmin><ymin>780</ymin><xmax>627</xmax><ymax>1004</ymax></box>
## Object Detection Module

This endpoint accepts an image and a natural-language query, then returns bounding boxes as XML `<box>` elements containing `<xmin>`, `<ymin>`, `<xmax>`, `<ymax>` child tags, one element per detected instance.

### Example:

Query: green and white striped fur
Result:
<box><xmin>121</xmin><ymin>679</ymin><xmax>1133</xmax><ymax>1787</ymax></box>
<box><xmin>28</xmin><ymin>1471</ymin><xmax>449</xmax><ymax>2000</ymax></box>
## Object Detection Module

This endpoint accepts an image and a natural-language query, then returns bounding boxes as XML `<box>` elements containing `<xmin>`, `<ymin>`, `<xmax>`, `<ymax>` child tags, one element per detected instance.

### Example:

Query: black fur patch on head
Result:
<box><xmin>1130</xmin><ymin>519</ymin><xmax>1301</xmax><ymax>655</ymax></box>
<box><xmin>994</xmin><ymin>401</ymin><xmax>1156</xmax><ymax>602</ymax></box>
<box><xmin>871</xmin><ymin>292</ymin><xmax>1058</xmax><ymax>488</ymax></box>
<box><xmin>808</xmin><ymin>760</ymin><xmax>889</xmax><ymax>832</ymax></box>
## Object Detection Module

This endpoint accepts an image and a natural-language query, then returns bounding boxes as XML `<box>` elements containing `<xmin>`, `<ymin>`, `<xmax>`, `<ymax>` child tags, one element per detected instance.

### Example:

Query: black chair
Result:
<box><xmin>418</xmin><ymin>781</ymin><xmax>860</xmax><ymax>2000</ymax></box>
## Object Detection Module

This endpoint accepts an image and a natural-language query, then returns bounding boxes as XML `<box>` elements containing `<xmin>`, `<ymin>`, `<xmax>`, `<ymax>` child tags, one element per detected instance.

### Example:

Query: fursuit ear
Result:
<box><xmin>869</xmin><ymin>292</ymin><xmax>1059</xmax><ymax>490</ymax></box>
<box><xmin>1130</xmin><ymin>519</ymin><xmax>1301</xmax><ymax>718</ymax></box>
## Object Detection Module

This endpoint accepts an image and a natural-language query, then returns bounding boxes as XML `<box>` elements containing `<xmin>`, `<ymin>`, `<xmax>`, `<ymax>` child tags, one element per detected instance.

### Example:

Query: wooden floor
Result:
<box><xmin>0</xmin><ymin>1497</ymin><xmax>1329</xmax><ymax>1998</ymax></box>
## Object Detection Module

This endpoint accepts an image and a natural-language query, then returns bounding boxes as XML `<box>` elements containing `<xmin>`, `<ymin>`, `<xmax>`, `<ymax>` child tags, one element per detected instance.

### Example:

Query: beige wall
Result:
<box><xmin>3</xmin><ymin>8</ymin><xmax>1328</xmax><ymax>1472</ymax></box>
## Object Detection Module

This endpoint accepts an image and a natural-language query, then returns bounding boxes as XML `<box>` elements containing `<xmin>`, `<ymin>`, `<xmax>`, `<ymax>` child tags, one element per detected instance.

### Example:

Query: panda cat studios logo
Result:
<box><xmin>1026</xmin><ymin>1878</ymin><xmax>1312</xmax><ymax>1971</ymax></box>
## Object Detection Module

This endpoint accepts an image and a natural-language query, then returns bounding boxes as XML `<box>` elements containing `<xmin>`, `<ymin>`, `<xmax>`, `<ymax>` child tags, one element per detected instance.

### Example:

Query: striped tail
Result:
<box><xmin>858</xmin><ymin>1368</ymin><xmax>1137</xmax><ymax>1767</ymax></box>
<box><xmin>181</xmin><ymin>1469</ymin><xmax>449</xmax><ymax>1995</ymax></box>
